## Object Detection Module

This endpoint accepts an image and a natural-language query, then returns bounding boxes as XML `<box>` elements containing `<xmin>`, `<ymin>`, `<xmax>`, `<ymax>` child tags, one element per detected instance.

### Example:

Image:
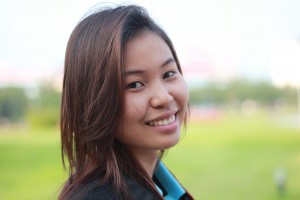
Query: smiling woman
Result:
<box><xmin>59</xmin><ymin>4</ymin><xmax>193</xmax><ymax>200</ymax></box>
<box><xmin>118</xmin><ymin>31</ymin><xmax>189</xmax><ymax>167</ymax></box>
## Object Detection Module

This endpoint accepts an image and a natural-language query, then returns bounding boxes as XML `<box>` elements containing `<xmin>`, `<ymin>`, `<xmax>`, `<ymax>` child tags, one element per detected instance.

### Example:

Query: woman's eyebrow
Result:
<box><xmin>124</xmin><ymin>69</ymin><xmax>145</xmax><ymax>76</ymax></box>
<box><xmin>161</xmin><ymin>57</ymin><xmax>175</xmax><ymax>68</ymax></box>
<box><xmin>124</xmin><ymin>57</ymin><xmax>175</xmax><ymax>76</ymax></box>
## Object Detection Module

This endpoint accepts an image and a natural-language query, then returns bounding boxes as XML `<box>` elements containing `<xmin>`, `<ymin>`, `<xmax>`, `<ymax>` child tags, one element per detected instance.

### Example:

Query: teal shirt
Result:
<box><xmin>154</xmin><ymin>161</ymin><xmax>193</xmax><ymax>200</ymax></box>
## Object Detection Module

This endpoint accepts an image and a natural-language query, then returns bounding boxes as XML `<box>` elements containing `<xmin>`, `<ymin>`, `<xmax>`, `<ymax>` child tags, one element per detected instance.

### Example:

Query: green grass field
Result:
<box><xmin>0</xmin><ymin>111</ymin><xmax>299</xmax><ymax>200</ymax></box>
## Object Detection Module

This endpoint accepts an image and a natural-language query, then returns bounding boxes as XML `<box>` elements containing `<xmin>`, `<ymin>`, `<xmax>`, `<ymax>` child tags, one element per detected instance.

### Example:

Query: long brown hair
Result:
<box><xmin>59</xmin><ymin>5</ymin><xmax>185</xmax><ymax>200</ymax></box>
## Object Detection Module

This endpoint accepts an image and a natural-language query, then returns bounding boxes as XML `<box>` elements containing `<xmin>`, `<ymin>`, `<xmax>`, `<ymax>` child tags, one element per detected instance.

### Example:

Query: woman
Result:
<box><xmin>59</xmin><ymin>4</ymin><xmax>193</xmax><ymax>200</ymax></box>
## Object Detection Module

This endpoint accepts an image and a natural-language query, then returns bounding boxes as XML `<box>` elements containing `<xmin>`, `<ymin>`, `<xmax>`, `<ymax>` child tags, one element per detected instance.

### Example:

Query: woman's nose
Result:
<box><xmin>150</xmin><ymin>83</ymin><xmax>173</xmax><ymax>108</ymax></box>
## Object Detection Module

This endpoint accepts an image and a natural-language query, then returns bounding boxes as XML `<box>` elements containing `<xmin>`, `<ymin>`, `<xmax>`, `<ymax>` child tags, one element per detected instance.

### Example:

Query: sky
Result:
<box><xmin>1</xmin><ymin>0</ymin><xmax>300</xmax><ymax>87</ymax></box>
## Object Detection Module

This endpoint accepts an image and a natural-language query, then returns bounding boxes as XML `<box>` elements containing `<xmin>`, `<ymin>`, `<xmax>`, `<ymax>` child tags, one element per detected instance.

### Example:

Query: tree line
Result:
<box><xmin>0</xmin><ymin>79</ymin><xmax>297</xmax><ymax>127</ymax></box>
<box><xmin>0</xmin><ymin>84</ymin><xmax>61</xmax><ymax>128</ymax></box>
<box><xmin>189</xmin><ymin>79</ymin><xmax>297</xmax><ymax>106</ymax></box>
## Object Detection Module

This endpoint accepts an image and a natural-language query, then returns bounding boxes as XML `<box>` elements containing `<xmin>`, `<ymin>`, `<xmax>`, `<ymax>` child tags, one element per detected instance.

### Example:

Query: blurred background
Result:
<box><xmin>0</xmin><ymin>0</ymin><xmax>299</xmax><ymax>199</ymax></box>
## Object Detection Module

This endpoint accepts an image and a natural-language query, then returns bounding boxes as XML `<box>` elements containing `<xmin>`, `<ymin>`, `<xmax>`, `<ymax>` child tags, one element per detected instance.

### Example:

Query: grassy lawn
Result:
<box><xmin>165</xmin><ymin>112</ymin><xmax>300</xmax><ymax>200</ymax></box>
<box><xmin>0</xmin><ymin>128</ymin><xmax>66</xmax><ymax>200</ymax></box>
<box><xmin>0</xmin><ymin>111</ymin><xmax>299</xmax><ymax>200</ymax></box>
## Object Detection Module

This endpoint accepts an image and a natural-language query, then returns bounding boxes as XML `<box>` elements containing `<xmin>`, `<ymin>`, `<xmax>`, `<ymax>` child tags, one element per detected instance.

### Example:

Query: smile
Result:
<box><xmin>147</xmin><ymin>114</ymin><xmax>176</xmax><ymax>127</ymax></box>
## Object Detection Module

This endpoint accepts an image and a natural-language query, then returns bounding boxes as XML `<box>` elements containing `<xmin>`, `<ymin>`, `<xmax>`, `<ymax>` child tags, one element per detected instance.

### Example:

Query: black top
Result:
<box><xmin>77</xmin><ymin>174</ymin><xmax>158</xmax><ymax>200</ymax></box>
<box><xmin>68</xmin><ymin>161</ymin><xmax>194</xmax><ymax>200</ymax></box>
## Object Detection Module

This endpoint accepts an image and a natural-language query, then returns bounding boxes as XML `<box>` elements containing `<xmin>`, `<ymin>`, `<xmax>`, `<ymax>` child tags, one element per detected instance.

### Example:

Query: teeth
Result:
<box><xmin>163</xmin><ymin>119</ymin><xmax>168</xmax><ymax>125</ymax></box>
<box><xmin>147</xmin><ymin>115</ymin><xmax>176</xmax><ymax>126</ymax></box>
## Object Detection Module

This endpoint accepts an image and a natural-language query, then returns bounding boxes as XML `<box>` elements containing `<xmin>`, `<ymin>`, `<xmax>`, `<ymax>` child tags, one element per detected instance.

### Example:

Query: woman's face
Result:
<box><xmin>116</xmin><ymin>31</ymin><xmax>189</xmax><ymax>155</ymax></box>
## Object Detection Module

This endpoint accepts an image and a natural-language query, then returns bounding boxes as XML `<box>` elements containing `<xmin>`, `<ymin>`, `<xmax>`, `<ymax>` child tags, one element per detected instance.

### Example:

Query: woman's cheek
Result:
<box><xmin>174</xmin><ymin>78</ymin><xmax>189</xmax><ymax>105</ymax></box>
<box><xmin>124</xmin><ymin>93</ymin><xmax>147</xmax><ymax>118</ymax></box>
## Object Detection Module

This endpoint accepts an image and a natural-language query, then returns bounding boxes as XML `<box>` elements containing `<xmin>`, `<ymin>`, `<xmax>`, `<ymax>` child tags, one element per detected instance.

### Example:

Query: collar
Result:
<box><xmin>153</xmin><ymin>161</ymin><xmax>194</xmax><ymax>200</ymax></box>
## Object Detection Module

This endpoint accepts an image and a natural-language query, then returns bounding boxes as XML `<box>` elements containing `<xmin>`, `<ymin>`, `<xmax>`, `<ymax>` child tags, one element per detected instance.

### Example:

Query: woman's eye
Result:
<box><xmin>163</xmin><ymin>71</ymin><xmax>176</xmax><ymax>79</ymax></box>
<box><xmin>127</xmin><ymin>81</ymin><xmax>143</xmax><ymax>89</ymax></box>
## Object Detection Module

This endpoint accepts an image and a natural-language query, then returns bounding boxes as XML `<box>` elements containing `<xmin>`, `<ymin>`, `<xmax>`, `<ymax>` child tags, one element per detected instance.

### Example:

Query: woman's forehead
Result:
<box><xmin>124</xmin><ymin>32</ymin><xmax>172</xmax><ymax>66</ymax></box>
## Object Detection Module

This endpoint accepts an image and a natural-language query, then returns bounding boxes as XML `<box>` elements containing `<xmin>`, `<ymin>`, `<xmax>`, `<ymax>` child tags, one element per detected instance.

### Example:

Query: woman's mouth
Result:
<box><xmin>146</xmin><ymin>114</ymin><xmax>176</xmax><ymax>127</ymax></box>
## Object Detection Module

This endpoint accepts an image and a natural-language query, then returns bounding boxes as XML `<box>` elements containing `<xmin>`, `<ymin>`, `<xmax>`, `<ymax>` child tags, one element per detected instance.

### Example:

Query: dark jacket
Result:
<box><xmin>75</xmin><ymin>162</ymin><xmax>194</xmax><ymax>200</ymax></box>
<box><xmin>80</xmin><ymin>174</ymin><xmax>159</xmax><ymax>200</ymax></box>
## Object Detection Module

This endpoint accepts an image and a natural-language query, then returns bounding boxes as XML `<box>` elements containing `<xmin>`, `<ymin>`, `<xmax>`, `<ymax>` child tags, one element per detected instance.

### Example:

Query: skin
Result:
<box><xmin>116</xmin><ymin>31</ymin><xmax>189</xmax><ymax>177</ymax></box>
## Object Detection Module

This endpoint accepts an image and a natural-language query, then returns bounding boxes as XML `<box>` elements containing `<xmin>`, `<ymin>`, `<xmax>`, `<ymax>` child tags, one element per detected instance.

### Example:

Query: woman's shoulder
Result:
<box><xmin>123</xmin><ymin>174</ymin><xmax>159</xmax><ymax>200</ymax></box>
<box><xmin>80</xmin><ymin>182</ymin><xmax>118</xmax><ymax>200</ymax></box>
<box><xmin>78</xmin><ymin>175</ymin><xmax>157</xmax><ymax>200</ymax></box>
<box><xmin>74</xmin><ymin>180</ymin><xmax>118</xmax><ymax>200</ymax></box>
<box><xmin>67</xmin><ymin>173</ymin><xmax>158</xmax><ymax>200</ymax></box>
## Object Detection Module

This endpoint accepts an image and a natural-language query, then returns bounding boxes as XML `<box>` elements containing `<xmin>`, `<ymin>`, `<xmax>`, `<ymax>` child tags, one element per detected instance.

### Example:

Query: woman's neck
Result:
<box><xmin>131</xmin><ymin>149</ymin><xmax>159</xmax><ymax>177</ymax></box>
